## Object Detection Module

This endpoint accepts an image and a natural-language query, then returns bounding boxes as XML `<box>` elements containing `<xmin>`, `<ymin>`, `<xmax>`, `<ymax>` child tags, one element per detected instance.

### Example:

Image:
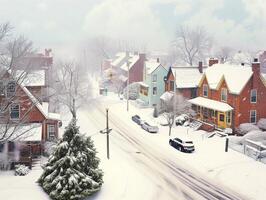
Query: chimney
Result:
<box><xmin>44</xmin><ymin>48</ymin><xmax>52</xmax><ymax>57</ymax></box>
<box><xmin>252</xmin><ymin>58</ymin><xmax>260</xmax><ymax>88</ymax></box>
<box><xmin>252</xmin><ymin>58</ymin><xmax>260</xmax><ymax>74</ymax></box>
<box><xmin>198</xmin><ymin>61</ymin><xmax>203</xmax><ymax>73</ymax></box>
<box><xmin>209</xmin><ymin>58</ymin><xmax>219</xmax><ymax>67</ymax></box>
<box><xmin>156</xmin><ymin>58</ymin><xmax>160</xmax><ymax>63</ymax></box>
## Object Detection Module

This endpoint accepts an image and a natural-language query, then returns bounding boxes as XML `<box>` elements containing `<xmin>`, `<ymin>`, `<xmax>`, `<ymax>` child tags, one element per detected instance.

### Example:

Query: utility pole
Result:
<box><xmin>127</xmin><ymin>61</ymin><xmax>130</xmax><ymax>112</ymax></box>
<box><xmin>106</xmin><ymin>108</ymin><xmax>110</xmax><ymax>159</ymax></box>
<box><xmin>100</xmin><ymin>108</ymin><xmax>112</xmax><ymax>159</ymax></box>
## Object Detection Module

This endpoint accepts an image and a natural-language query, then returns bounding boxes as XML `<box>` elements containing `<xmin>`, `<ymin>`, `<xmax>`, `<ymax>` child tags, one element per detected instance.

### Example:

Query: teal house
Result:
<box><xmin>139</xmin><ymin>58</ymin><xmax>168</xmax><ymax>107</ymax></box>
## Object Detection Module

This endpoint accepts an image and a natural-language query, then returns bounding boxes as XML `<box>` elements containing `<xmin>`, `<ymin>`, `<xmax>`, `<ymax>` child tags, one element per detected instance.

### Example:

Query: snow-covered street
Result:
<box><xmin>76</xmin><ymin>94</ymin><xmax>265</xmax><ymax>200</ymax></box>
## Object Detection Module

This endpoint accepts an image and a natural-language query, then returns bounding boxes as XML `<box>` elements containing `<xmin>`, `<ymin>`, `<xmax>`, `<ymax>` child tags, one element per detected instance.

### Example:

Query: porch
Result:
<box><xmin>189</xmin><ymin>97</ymin><xmax>233</xmax><ymax>129</ymax></box>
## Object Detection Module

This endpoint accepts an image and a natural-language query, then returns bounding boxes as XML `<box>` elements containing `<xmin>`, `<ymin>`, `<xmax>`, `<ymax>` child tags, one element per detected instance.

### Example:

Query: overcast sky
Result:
<box><xmin>0</xmin><ymin>0</ymin><xmax>265</xmax><ymax>58</ymax></box>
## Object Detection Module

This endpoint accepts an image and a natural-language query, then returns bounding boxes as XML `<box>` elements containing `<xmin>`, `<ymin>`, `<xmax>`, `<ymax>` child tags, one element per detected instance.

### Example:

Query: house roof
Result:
<box><xmin>120</xmin><ymin>55</ymin><xmax>139</xmax><ymax>71</ymax></box>
<box><xmin>145</xmin><ymin>60</ymin><xmax>166</xmax><ymax>74</ymax></box>
<box><xmin>171</xmin><ymin>67</ymin><xmax>204</xmax><ymax>88</ymax></box>
<box><xmin>202</xmin><ymin>64</ymin><xmax>254</xmax><ymax>94</ymax></box>
<box><xmin>139</xmin><ymin>82</ymin><xmax>149</xmax><ymax>87</ymax></box>
<box><xmin>111</xmin><ymin>52</ymin><xmax>127</xmax><ymax>67</ymax></box>
<box><xmin>189</xmin><ymin>97</ymin><xmax>233</xmax><ymax>112</ymax></box>
<box><xmin>21</xmin><ymin>86</ymin><xmax>60</xmax><ymax>121</ymax></box>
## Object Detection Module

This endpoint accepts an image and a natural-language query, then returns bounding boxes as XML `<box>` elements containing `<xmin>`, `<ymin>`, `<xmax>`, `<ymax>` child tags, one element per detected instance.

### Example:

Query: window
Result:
<box><xmin>0</xmin><ymin>81</ymin><xmax>4</xmax><ymax>95</ymax></box>
<box><xmin>221</xmin><ymin>88</ymin><xmax>227</xmax><ymax>102</ymax></box>
<box><xmin>191</xmin><ymin>88</ymin><xmax>197</xmax><ymax>98</ymax></box>
<box><xmin>250</xmin><ymin>110</ymin><xmax>257</xmax><ymax>123</ymax></box>
<box><xmin>203</xmin><ymin>84</ymin><xmax>208</xmax><ymax>97</ymax></box>
<box><xmin>226</xmin><ymin>112</ymin><xmax>231</xmax><ymax>124</ymax></box>
<box><xmin>7</xmin><ymin>81</ymin><xmax>16</xmax><ymax>97</ymax></box>
<box><xmin>153</xmin><ymin>87</ymin><xmax>157</xmax><ymax>95</ymax></box>
<box><xmin>170</xmin><ymin>80</ymin><xmax>175</xmax><ymax>91</ymax></box>
<box><xmin>219</xmin><ymin>114</ymin><xmax>225</xmax><ymax>122</ymax></box>
<box><xmin>10</xmin><ymin>104</ymin><xmax>19</xmax><ymax>119</ymax></box>
<box><xmin>250</xmin><ymin>89</ymin><xmax>257</xmax><ymax>103</ymax></box>
<box><xmin>48</xmin><ymin>124</ymin><xmax>56</xmax><ymax>140</ymax></box>
<box><xmin>152</xmin><ymin>74</ymin><xmax>157</xmax><ymax>82</ymax></box>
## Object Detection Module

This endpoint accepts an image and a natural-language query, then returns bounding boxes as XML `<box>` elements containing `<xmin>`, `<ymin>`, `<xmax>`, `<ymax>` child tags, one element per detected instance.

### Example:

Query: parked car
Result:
<box><xmin>141</xmin><ymin>122</ymin><xmax>159</xmax><ymax>133</ymax></box>
<box><xmin>132</xmin><ymin>115</ymin><xmax>143</xmax><ymax>125</ymax></box>
<box><xmin>175</xmin><ymin>114</ymin><xmax>189</xmax><ymax>126</ymax></box>
<box><xmin>169</xmin><ymin>136</ymin><xmax>195</xmax><ymax>153</ymax></box>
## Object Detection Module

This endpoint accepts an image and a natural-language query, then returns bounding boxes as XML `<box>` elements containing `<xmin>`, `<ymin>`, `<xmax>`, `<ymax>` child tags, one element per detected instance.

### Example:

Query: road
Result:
<box><xmin>84</xmin><ymin>99</ymin><xmax>247</xmax><ymax>200</ymax></box>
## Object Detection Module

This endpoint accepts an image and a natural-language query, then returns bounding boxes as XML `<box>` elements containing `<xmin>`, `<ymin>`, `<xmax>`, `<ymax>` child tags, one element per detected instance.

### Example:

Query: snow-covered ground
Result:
<box><xmin>1</xmin><ymin>92</ymin><xmax>266</xmax><ymax>200</ymax></box>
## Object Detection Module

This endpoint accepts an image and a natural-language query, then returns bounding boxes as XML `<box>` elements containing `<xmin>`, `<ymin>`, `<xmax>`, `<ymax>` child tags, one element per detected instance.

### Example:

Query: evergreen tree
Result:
<box><xmin>38</xmin><ymin>118</ymin><xmax>103</xmax><ymax>200</ymax></box>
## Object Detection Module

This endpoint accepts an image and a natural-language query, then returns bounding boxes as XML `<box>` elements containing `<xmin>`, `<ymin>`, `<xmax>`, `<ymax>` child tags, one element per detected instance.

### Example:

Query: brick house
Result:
<box><xmin>189</xmin><ymin>59</ymin><xmax>266</xmax><ymax>130</ymax></box>
<box><xmin>164</xmin><ymin>62</ymin><xmax>206</xmax><ymax>99</ymax></box>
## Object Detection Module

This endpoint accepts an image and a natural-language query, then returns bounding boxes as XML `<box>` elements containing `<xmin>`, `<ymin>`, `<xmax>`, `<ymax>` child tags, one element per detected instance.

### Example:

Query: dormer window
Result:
<box><xmin>250</xmin><ymin>89</ymin><xmax>257</xmax><ymax>103</ymax></box>
<box><xmin>203</xmin><ymin>84</ymin><xmax>208</xmax><ymax>97</ymax></box>
<box><xmin>221</xmin><ymin>88</ymin><xmax>227</xmax><ymax>102</ymax></box>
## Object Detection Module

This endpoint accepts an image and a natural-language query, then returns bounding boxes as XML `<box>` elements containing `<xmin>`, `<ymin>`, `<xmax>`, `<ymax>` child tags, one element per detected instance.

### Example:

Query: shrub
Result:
<box><xmin>14</xmin><ymin>164</ymin><xmax>30</xmax><ymax>176</ymax></box>
<box><xmin>240</xmin><ymin>130</ymin><xmax>266</xmax><ymax>145</ymax></box>
<box><xmin>236</xmin><ymin>123</ymin><xmax>260</xmax><ymax>135</ymax></box>
<box><xmin>258</xmin><ymin>118</ymin><xmax>266</xmax><ymax>130</ymax></box>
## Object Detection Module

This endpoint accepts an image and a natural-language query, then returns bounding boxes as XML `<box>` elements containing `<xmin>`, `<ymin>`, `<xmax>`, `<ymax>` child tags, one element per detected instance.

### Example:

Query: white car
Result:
<box><xmin>141</xmin><ymin>122</ymin><xmax>159</xmax><ymax>133</ymax></box>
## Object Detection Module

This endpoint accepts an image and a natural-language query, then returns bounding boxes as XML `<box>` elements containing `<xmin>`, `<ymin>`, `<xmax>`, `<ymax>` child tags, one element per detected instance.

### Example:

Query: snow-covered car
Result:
<box><xmin>141</xmin><ymin>122</ymin><xmax>159</xmax><ymax>133</ymax></box>
<box><xmin>131</xmin><ymin>115</ymin><xmax>143</xmax><ymax>125</ymax></box>
<box><xmin>175</xmin><ymin>114</ymin><xmax>189</xmax><ymax>126</ymax></box>
<box><xmin>169</xmin><ymin>136</ymin><xmax>195</xmax><ymax>153</ymax></box>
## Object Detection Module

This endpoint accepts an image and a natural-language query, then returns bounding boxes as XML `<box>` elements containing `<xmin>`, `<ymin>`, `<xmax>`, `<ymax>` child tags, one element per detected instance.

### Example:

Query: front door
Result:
<box><xmin>218</xmin><ymin>112</ymin><xmax>226</xmax><ymax>128</ymax></box>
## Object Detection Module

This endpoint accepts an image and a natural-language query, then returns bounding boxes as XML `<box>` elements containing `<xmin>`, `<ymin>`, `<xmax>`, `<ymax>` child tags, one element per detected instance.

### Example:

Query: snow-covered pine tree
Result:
<box><xmin>38</xmin><ymin>118</ymin><xmax>103</xmax><ymax>200</ymax></box>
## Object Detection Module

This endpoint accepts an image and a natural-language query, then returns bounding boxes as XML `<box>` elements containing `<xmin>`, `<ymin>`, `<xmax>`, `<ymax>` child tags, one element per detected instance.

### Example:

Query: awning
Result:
<box><xmin>139</xmin><ymin>82</ymin><xmax>149</xmax><ymax>88</ymax></box>
<box><xmin>189</xmin><ymin>97</ymin><xmax>233</xmax><ymax>112</ymax></box>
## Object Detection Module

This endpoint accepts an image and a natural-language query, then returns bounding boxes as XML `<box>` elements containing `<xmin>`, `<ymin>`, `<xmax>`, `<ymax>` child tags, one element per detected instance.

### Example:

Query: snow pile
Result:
<box><xmin>258</xmin><ymin>118</ymin><xmax>266</xmax><ymax>130</ymax></box>
<box><xmin>241</xmin><ymin>130</ymin><xmax>266</xmax><ymax>144</ymax></box>
<box><xmin>15</xmin><ymin>165</ymin><xmax>30</xmax><ymax>176</ymax></box>
<box><xmin>38</xmin><ymin>118</ymin><xmax>103</xmax><ymax>200</ymax></box>
<box><xmin>236</xmin><ymin>123</ymin><xmax>260</xmax><ymax>135</ymax></box>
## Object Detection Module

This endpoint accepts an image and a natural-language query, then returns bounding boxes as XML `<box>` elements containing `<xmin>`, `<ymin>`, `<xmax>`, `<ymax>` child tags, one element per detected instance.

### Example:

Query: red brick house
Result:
<box><xmin>0</xmin><ymin>70</ymin><xmax>61</xmax><ymax>142</ymax></box>
<box><xmin>189</xmin><ymin>59</ymin><xmax>266</xmax><ymax>130</ymax></box>
<box><xmin>164</xmin><ymin>62</ymin><xmax>206</xmax><ymax>99</ymax></box>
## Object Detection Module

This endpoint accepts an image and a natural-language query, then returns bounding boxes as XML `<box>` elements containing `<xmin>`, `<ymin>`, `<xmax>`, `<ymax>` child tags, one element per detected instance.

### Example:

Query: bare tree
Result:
<box><xmin>215</xmin><ymin>46</ymin><xmax>234</xmax><ymax>63</ymax></box>
<box><xmin>173</xmin><ymin>26</ymin><xmax>212</xmax><ymax>66</ymax></box>
<box><xmin>0</xmin><ymin>22</ymin><xmax>42</xmax><ymax>144</ymax></box>
<box><xmin>162</xmin><ymin>93</ymin><xmax>194</xmax><ymax>136</ymax></box>
<box><xmin>52</xmin><ymin>60</ymin><xmax>91</xmax><ymax>119</ymax></box>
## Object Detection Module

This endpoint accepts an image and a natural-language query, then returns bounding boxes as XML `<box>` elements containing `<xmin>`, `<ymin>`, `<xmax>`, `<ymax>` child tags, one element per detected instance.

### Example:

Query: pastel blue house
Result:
<box><xmin>139</xmin><ymin>59</ymin><xmax>168</xmax><ymax>107</ymax></box>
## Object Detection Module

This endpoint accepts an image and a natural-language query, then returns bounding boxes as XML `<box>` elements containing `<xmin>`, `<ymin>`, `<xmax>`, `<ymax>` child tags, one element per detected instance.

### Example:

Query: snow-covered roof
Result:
<box><xmin>189</xmin><ymin>97</ymin><xmax>233</xmax><ymax>112</ymax></box>
<box><xmin>160</xmin><ymin>91</ymin><xmax>173</xmax><ymax>102</ymax></box>
<box><xmin>171</xmin><ymin>67</ymin><xmax>204</xmax><ymax>88</ymax></box>
<box><xmin>111</xmin><ymin>52</ymin><xmax>127</xmax><ymax>67</ymax></box>
<box><xmin>120</xmin><ymin>55</ymin><xmax>139</xmax><ymax>71</ymax></box>
<box><xmin>21</xmin><ymin>86</ymin><xmax>60</xmax><ymax>121</ymax></box>
<box><xmin>0</xmin><ymin>123</ymin><xmax>42</xmax><ymax>141</ymax></box>
<box><xmin>145</xmin><ymin>60</ymin><xmax>163</xmax><ymax>74</ymax></box>
<box><xmin>203</xmin><ymin>64</ymin><xmax>253</xmax><ymax>94</ymax></box>
<box><xmin>139</xmin><ymin>82</ymin><xmax>149</xmax><ymax>87</ymax></box>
